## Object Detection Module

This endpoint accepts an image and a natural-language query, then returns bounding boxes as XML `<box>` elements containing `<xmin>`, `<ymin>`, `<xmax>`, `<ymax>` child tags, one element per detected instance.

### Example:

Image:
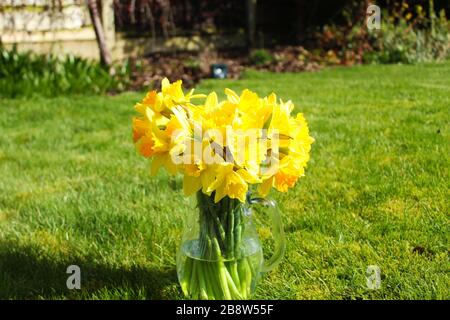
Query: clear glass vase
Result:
<box><xmin>176</xmin><ymin>191</ymin><xmax>286</xmax><ymax>300</ymax></box>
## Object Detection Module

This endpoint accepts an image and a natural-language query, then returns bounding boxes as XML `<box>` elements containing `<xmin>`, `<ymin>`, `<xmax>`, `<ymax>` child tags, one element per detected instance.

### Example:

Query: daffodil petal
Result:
<box><xmin>225</xmin><ymin>88</ymin><xmax>239</xmax><ymax>104</ymax></box>
<box><xmin>164</xmin><ymin>156</ymin><xmax>178</xmax><ymax>175</ymax></box>
<box><xmin>236</xmin><ymin>168</ymin><xmax>261</xmax><ymax>184</ymax></box>
<box><xmin>205</xmin><ymin>92</ymin><xmax>218</xmax><ymax>109</ymax></box>
<box><xmin>161</xmin><ymin>78</ymin><xmax>170</xmax><ymax>91</ymax></box>
<box><xmin>150</xmin><ymin>154</ymin><xmax>165</xmax><ymax>176</ymax></box>
<box><xmin>258</xmin><ymin>176</ymin><xmax>273</xmax><ymax>197</ymax></box>
<box><xmin>214</xmin><ymin>185</ymin><xmax>226</xmax><ymax>203</ymax></box>
<box><xmin>183</xmin><ymin>175</ymin><xmax>202</xmax><ymax>196</ymax></box>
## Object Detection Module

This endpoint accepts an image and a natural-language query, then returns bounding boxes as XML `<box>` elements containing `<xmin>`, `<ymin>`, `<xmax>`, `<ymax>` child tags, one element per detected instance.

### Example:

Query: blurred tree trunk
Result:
<box><xmin>294</xmin><ymin>0</ymin><xmax>307</xmax><ymax>44</ymax></box>
<box><xmin>87</xmin><ymin>0</ymin><xmax>112</xmax><ymax>67</ymax></box>
<box><xmin>246</xmin><ymin>0</ymin><xmax>257</xmax><ymax>48</ymax></box>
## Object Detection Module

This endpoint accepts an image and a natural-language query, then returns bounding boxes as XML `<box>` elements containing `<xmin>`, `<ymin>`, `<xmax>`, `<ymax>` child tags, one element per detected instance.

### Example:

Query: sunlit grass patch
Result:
<box><xmin>0</xmin><ymin>62</ymin><xmax>449</xmax><ymax>299</ymax></box>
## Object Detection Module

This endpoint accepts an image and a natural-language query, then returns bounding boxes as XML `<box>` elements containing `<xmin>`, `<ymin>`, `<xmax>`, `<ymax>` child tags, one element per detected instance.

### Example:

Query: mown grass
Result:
<box><xmin>0</xmin><ymin>62</ymin><xmax>449</xmax><ymax>299</ymax></box>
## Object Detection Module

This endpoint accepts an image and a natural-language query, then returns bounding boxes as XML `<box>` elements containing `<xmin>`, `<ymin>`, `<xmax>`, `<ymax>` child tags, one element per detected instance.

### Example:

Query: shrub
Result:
<box><xmin>0</xmin><ymin>46</ymin><xmax>131</xmax><ymax>98</ymax></box>
<box><xmin>367</xmin><ymin>2</ymin><xmax>450</xmax><ymax>64</ymax></box>
<box><xmin>249</xmin><ymin>49</ymin><xmax>274</xmax><ymax>65</ymax></box>
<box><xmin>315</xmin><ymin>0</ymin><xmax>450</xmax><ymax>66</ymax></box>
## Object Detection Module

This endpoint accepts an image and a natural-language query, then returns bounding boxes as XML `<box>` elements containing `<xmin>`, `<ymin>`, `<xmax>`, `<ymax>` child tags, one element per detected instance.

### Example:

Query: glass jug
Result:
<box><xmin>176</xmin><ymin>191</ymin><xmax>286</xmax><ymax>300</ymax></box>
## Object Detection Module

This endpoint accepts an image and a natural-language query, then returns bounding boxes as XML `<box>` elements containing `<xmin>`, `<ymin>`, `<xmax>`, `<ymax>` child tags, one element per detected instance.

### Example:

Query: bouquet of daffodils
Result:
<box><xmin>132</xmin><ymin>78</ymin><xmax>313</xmax><ymax>299</ymax></box>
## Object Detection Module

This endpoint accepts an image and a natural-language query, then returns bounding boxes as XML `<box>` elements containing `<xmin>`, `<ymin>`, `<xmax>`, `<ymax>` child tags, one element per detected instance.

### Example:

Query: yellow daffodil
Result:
<box><xmin>258</xmin><ymin>156</ymin><xmax>304</xmax><ymax>196</ymax></box>
<box><xmin>132</xmin><ymin>80</ymin><xmax>313</xmax><ymax>202</ymax></box>
<box><xmin>225</xmin><ymin>88</ymin><xmax>272</xmax><ymax>130</ymax></box>
<box><xmin>207</xmin><ymin>163</ymin><xmax>260</xmax><ymax>203</ymax></box>
<box><xmin>134</xmin><ymin>78</ymin><xmax>204</xmax><ymax>127</ymax></box>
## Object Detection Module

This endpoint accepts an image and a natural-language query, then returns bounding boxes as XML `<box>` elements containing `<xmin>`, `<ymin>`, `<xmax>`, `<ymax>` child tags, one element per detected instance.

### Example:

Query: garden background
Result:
<box><xmin>0</xmin><ymin>0</ymin><xmax>449</xmax><ymax>299</ymax></box>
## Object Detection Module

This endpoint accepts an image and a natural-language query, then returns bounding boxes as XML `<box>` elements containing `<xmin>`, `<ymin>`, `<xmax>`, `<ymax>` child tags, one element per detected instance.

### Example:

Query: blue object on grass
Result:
<box><xmin>210</xmin><ymin>63</ymin><xmax>228</xmax><ymax>79</ymax></box>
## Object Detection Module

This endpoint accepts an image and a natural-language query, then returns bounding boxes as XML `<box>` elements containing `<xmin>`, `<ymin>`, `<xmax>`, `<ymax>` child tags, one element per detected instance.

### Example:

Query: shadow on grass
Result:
<box><xmin>0</xmin><ymin>241</ymin><xmax>179</xmax><ymax>299</ymax></box>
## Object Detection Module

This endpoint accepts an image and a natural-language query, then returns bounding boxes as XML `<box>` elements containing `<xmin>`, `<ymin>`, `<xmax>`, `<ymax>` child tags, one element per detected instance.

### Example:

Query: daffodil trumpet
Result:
<box><xmin>132</xmin><ymin>78</ymin><xmax>314</xmax><ymax>299</ymax></box>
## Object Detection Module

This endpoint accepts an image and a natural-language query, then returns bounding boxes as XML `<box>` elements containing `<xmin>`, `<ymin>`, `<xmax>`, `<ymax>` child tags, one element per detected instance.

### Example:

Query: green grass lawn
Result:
<box><xmin>0</xmin><ymin>62</ymin><xmax>449</xmax><ymax>300</ymax></box>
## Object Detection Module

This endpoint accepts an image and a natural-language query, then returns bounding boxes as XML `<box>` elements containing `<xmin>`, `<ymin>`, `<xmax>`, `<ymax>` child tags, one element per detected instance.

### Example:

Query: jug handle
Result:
<box><xmin>249</xmin><ymin>196</ymin><xmax>286</xmax><ymax>273</ymax></box>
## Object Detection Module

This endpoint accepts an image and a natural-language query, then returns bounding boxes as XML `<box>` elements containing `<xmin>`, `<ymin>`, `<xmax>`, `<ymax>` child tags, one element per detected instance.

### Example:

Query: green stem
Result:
<box><xmin>197</xmin><ymin>262</ymin><xmax>209</xmax><ymax>300</ymax></box>
<box><xmin>181</xmin><ymin>257</ymin><xmax>193</xmax><ymax>296</ymax></box>
<box><xmin>224</xmin><ymin>266</ymin><xmax>243</xmax><ymax>299</ymax></box>
<box><xmin>227</xmin><ymin>207</ymin><xmax>235</xmax><ymax>259</ymax></box>
<box><xmin>206</xmin><ymin>262</ymin><xmax>222</xmax><ymax>299</ymax></box>
<box><xmin>212</xmin><ymin>237</ymin><xmax>232</xmax><ymax>299</ymax></box>
<box><xmin>237</xmin><ymin>258</ymin><xmax>247</xmax><ymax>298</ymax></box>
<box><xmin>246</xmin><ymin>256</ymin><xmax>256</xmax><ymax>278</ymax></box>
<box><xmin>189</xmin><ymin>260</ymin><xmax>198</xmax><ymax>299</ymax></box>
<box><xmin>243</xmin><ymin>258</ymin><xmax>253</xmax><ymax>297</ymax></box>
<box><xmin>186</xmin><ymin>192</ymin><xmax>253</xmax><ymax>300</ymax></box>
<box><xmin>228</xmin><ymin>261</ymin><xmax>241</xmax><ymax>292</ymax></box>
